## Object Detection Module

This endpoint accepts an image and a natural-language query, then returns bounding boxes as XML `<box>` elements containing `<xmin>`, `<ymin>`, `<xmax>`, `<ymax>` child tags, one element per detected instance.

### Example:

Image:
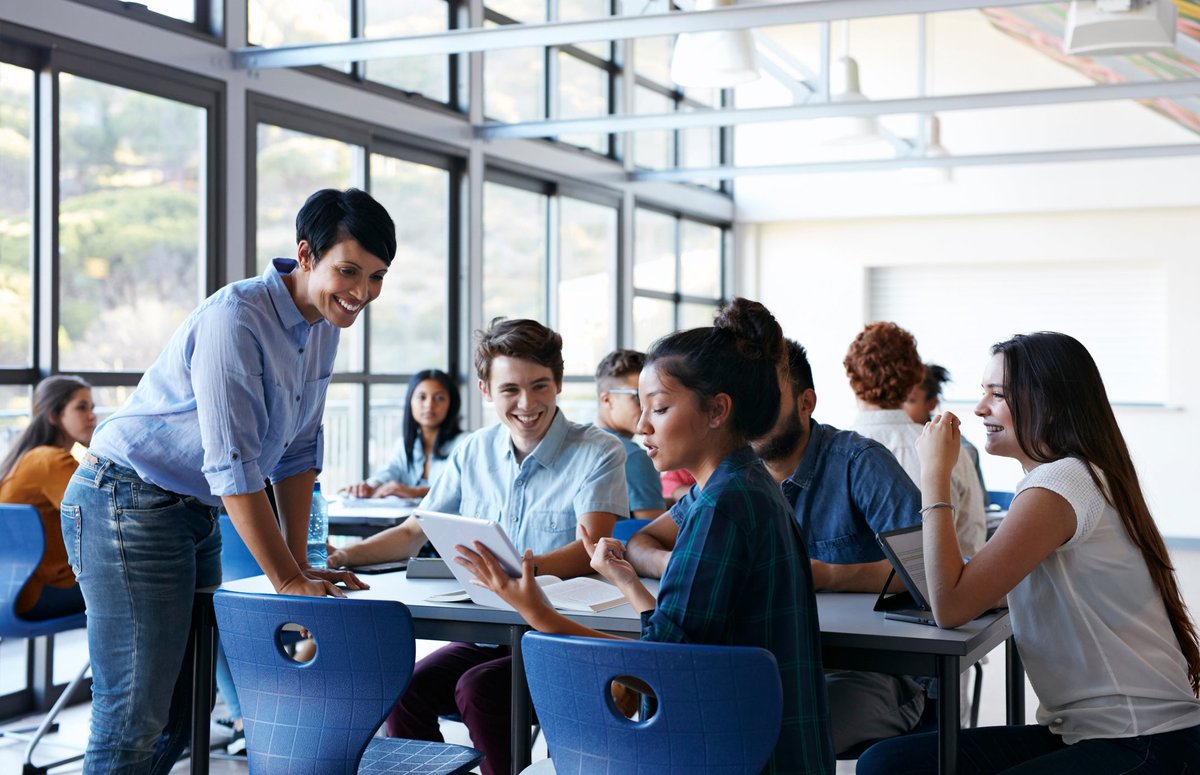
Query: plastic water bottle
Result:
<box><xmin>307</xmin><ymin>481</ymin><xmax>328</xmax><ymax>569</ymax></box>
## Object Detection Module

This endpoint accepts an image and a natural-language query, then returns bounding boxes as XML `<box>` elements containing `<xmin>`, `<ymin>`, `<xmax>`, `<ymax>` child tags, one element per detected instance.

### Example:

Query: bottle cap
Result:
<box><xmin>313</xmin><ymin>481</ymin><xmax>322</xmax><ymax>493</ymax></box>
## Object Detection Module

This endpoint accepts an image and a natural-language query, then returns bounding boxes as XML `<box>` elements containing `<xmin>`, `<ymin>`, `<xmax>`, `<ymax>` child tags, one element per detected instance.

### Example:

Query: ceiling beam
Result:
<box><xmin>477</xmin><ymin>77</ymin><xmax>1200</xmax><ymax>138</ymax></box>
<box><xmin>630</xmin><ymin>143</ymin><xmax>1200</xmax><ymax>180</ymax></box>
<box><xmin>231</xmin><ymin>0</ymin><xmax>1035</xmax><ymax>69</ymax></box>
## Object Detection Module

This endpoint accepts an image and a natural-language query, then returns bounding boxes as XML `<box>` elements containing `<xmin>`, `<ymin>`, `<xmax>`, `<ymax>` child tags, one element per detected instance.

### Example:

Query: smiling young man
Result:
<box><xmin>329</xmin><ymin>317</ymin><xmax>627</xmax><ymax>775</ymax></box>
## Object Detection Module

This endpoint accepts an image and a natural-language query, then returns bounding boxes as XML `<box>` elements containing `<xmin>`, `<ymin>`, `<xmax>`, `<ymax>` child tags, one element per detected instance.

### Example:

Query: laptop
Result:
<box><xmin>874</xmin><ymin>524</ymin><xmax>938</xmax><ymax>625</ymax></box>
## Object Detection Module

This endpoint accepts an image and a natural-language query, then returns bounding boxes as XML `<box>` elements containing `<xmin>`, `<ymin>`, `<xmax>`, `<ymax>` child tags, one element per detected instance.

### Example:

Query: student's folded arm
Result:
<box><xmin>625</xmin><ymin>512</ymin><xmax>678</xmax><ymax>579</ymax></box>
<box><xmin>532</xmin><ymin>511</ymin><xmax>617</xmax><ymax>579</ymax></box>
<box><xmin>924</xmin><ymin>486</ymin><xmax>1074</xmax><ymax>628</ymax></box>
<box><xmin>811</xmin><ymin>558</ymin><xmax>898</xmax><ymax>593</ymax></box>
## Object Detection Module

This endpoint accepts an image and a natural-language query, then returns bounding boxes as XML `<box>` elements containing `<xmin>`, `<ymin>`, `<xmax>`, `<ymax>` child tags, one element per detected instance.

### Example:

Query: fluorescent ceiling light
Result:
<box><xmin>1064</xmin><ymin>0</ymin><xmax>1178</xmax><ymax>56</ymax></box>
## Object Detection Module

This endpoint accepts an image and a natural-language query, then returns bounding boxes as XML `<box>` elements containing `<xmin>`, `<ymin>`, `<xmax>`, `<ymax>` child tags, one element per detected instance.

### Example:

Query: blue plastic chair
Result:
<box><xmin>0</xmin><ymin>503</ymin><xmax>89</xmax><ymax>774</ymax></box>
<box><xmin>212</xmin><ymin>590</ymin><xmax>482</xmax><ymax>775</ymax></box>
<box><xmin>611</xmin><ymin>518</ymin><xmax>654</xmax><ymax>544</ymax></box>
<box><xmin>520</xmin><ymin>632</ymin><xmax>782</xmax><ymax>775</ymax></box>
<box><xmin>218</xmin><ymin>512</ymin><xmax>263</xmax><ymax>581</ymax></box>
<box><xmin>987</xmin><ymin>490</ymin><xmax>1015</xmax><ymax>511</ymax></box>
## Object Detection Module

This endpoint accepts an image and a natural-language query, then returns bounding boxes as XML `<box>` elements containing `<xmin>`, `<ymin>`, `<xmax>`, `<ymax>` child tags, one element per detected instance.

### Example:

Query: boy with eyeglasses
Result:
<box><xmin>594</xmin><ymin>348</ymin><xmax>664</xmax><ymax>519</ymax></box>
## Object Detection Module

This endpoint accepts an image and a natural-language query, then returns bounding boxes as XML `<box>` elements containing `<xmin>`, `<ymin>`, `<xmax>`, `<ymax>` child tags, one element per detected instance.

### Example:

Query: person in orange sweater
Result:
<box><xmin>0</xmin><ymin>375</ymin><xmax>96</xmax><ymax>620</ymax></box>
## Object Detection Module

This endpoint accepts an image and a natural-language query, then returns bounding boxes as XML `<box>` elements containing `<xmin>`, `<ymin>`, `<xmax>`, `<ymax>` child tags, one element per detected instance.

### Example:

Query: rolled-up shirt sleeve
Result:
<box><xmin>191</xmin><ymin>303</ymin><xmax>269</xmax><ymax>496</ymax></box>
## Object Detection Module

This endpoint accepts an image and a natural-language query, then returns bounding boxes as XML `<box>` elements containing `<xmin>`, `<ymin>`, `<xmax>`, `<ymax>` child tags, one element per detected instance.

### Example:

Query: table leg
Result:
<box><xmin>191</xmin><ymin>593</ymin><xmax>215</xmax><ymax>775</ymax></box>
<box><xmin>510</xmin><ymin>625</ymin><xmax>532</xmax><ymax>775</ymax></box>
<box><xmin>1005</xmin><ymin>636</ymin><xmax>1025</xmax><ymax>725</ymax></box>
<box><xmin>936</xmin><ymin>655</ymin><xmax>959</xmax><ymax>775</ymax></box>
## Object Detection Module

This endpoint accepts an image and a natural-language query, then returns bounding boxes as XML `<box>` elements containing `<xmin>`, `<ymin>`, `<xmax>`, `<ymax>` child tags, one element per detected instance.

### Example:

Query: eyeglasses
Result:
<box><xmin>606</xmin><ymin>388</ymin><xmax>641</xmax><ymax>405</ymax></box>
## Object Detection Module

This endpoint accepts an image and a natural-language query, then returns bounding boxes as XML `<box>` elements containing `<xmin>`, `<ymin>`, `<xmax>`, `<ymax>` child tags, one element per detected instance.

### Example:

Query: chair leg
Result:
<box><xmin>22</xmin><ymin>659</ymin><xmax>90</xmax><ymax>773</ymax></box>
<box><xmin>969</xmin><ymin>661</ymin><xmax>984</xmax><ymax>729</ymax></box>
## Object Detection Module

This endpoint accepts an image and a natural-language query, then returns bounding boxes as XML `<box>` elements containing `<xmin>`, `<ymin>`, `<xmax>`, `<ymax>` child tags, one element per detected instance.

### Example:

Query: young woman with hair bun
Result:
<box><xmin>459</xmin><ymin>297</ymin><xmax>835</xmax><ymax>775</ymax></box>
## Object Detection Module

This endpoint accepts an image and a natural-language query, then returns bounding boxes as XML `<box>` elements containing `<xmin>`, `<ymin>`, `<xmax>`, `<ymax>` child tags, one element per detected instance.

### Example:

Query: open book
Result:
<box><xmin>427</xmin><ymin>575</ymin><xmax>627</xmax><ymax>613</ymax></box>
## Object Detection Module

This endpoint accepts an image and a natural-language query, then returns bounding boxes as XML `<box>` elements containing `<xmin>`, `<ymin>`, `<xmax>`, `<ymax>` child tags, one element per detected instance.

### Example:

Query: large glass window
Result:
<box><xmin>255</xmin><ymin>112</ymin><xmax>457</xmax><ymax>489</ymax></box>
<box><xmin>632</xmin><ymin>207</ymin><xmax>725</xmax><ymax>346</ymax></box>
<box><xmin>57</xmin><ymin>75</ymin><xmax>206</xmax><ymax>373</ymax></box>
<box><xmin>558</xmin><ymin>196</ymin><xmax>616</xmax><ymax>376</ymax></box>
<box><xmin>369</xmin><ymin>154</ymin><xmax>451</xmax><ymax>375</ymax></box>
<box><xmin>363</xmin><ymin>0</ymin><xmax>451</xmax><ymax>102</ymax></box>
<box><xmin>0</xmin><ymin>63</ymin><xmax>33</xmax><ymax>369</ymax></box>
<box><xmin>483</xmin><ymin>181</ymin><xmax>548</xmax><ymax>323</ymax></box>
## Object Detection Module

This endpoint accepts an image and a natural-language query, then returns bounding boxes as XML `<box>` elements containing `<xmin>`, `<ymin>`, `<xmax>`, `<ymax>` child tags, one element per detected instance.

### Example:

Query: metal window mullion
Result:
<box><xmin>546</xmin><ymin>191</ymin><xmax>559</xmax><ymax>327</ymax></box>
<box><xmin>672</xmin><ymin>215</ymin><xmax>682</xmax><ymax>331</ymax></box>
<box><xmin>616</xmin><ymin>189</ymin><xmax>634</xmax><ymax>348</ymax></box>
<box><xmin>351</xmin><ymin>0</ymin><xmax>366</xmax><ymax>81</ymax></box>
<box><xmin>35</xmin><ymin>66</ymin><xmax>57</xmax><ymax>376</ymax></box>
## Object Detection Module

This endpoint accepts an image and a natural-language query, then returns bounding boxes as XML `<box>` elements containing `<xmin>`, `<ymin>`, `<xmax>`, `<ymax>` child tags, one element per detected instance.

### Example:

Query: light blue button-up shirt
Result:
<box><xmin>368</xmin><ymin>432</ymin><xmax>465</xmax><ymax>488</ymax></box>
<box><xmin>89</xmin><ymin>259</ymin><xmax>339</xmax><ymax>506</ymax></box>
<box><xmin>420</xmin><ymin>410</ymin><xmax>628</xmax><ymax>555</ymax></box>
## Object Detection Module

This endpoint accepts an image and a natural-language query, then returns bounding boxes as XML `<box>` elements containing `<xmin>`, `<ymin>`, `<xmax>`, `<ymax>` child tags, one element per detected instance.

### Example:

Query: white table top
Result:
<box><xmin>220</xmin><ymin>572</ymin><xmax>1011</xmax><ymax>656</ymax></box>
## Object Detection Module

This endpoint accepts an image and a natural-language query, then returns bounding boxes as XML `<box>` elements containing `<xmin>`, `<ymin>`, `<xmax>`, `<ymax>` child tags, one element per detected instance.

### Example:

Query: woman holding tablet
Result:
<box><xmin>858</xmin><ymin>332</ymin><xmax>1200</xmax><ymax>773</ymax></box>
<box><xmin>458</xmin><ymin>298</ymin><xmax>835</xmax><ymax>775</ymax></box>
<box><xmin>341</xmin><ymin>368</ymin><xmax>464</xmax><ymax>499</ymax></box>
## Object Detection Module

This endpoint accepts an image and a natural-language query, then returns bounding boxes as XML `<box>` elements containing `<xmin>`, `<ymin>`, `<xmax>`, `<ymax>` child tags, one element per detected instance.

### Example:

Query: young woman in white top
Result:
<box><xmin>858</xmin><ymin>331</ymin><xmax>1200</xmax><ymax>774</ymax></box>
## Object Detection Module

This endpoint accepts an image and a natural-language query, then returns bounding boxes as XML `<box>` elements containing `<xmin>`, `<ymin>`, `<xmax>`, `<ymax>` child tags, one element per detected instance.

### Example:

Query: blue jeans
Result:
<box><xmin>61</xmin><ymin>454</ymin><xmax>221</xmax><ymax>775</ymax></box>
<box><xmin>856</xmin><ymin>722</ymin><xmax>1200</xmax><ymax>774</ymax></box>
<box><xmin>214</xmin><ymin>641</ymin><xmax>241</xmax><ymax>720</ymax></box>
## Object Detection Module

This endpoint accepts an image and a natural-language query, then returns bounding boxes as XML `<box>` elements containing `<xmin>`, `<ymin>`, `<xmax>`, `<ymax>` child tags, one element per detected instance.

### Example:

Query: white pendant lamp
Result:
<box><xmin>669</xmin><ymin>0</ymin><xmax>760</xmax><ymax>88</ymax></box>
<box><xmin>822</xmin><ymin>55</ymin><xmax>880</xmax><ymax>144</ymax></box>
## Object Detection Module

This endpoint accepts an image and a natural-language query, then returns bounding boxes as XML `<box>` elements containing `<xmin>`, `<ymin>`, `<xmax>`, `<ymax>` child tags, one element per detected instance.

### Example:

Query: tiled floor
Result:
<box><xmin>4</xmin><ymin>546</ymin><xmax>1199</xmax><ymax>774</ymax></box>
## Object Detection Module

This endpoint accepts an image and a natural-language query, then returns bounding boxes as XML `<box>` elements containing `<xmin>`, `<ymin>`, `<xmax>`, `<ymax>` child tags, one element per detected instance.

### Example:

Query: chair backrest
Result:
<box><xmin>611</xmin><ymin>518</ymin><xmax>654</xmax><ymax>544</ymax></box>
<box><xmin>0</xmin><ymin>503</ymin><xmax>86</xmax><ymax>639</ymax></box>
<box><xmin>213</xmin><ymin>590</ymin><xmax>417</xmax><ymax>775</ymax></box>
<box><xmin>521</xmin><ymin>632</ymin><xmax>782</xmax><ymax>775</ymax></box>
<box><xmin>218</xmin><ymin>512</ymin><xmax>264</xmax><ymax>581</ymax></box>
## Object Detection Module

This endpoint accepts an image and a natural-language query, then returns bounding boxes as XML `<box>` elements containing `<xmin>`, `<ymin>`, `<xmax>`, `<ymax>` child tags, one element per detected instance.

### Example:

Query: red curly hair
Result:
<box><xmin>843</xmin><ymin>321</ymin><xmax>925</xmax><ymax>409</ymax></box>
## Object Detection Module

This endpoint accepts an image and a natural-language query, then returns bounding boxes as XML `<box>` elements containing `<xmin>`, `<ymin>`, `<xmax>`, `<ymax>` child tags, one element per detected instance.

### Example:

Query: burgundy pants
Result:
<box><xmin>387</xmin><ymin>643</ymin><xmax>513</xmax><ymax>775</ymax></box>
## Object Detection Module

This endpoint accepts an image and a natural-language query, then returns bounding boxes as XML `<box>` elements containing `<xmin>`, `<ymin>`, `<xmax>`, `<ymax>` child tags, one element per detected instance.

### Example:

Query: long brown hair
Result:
<box><xmin>0</xmin><ymin>375</ymin><xmax>91</xmax><ymax>484</ymax></box>
<box><xmin>995</xmin><ymin>332</ymin><xmax>1199</xmax><ymax>694</ymax></box>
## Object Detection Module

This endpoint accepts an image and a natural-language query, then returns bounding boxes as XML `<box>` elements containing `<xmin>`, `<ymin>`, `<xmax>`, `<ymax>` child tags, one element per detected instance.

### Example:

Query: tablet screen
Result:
<box><xmin>413</xmin><ymin>510</ymin><xmax>526</xmax><ymax>610</ymax></box>
<box><xmin>876</xmin><ymin>525</ymin><xmax>932</xmax><ymax>610</ymax></box>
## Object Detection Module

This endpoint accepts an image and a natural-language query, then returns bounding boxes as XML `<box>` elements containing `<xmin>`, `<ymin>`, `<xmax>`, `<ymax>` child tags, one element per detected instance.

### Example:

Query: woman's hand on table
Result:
<box><xmin>304</xmin><ymin>566</ymin><xmax>369</xmax><ymax>591</ymax></box>
<box><xmin>340</xmin><ymin>481</ymin><xmax>376</xmax><ymax>498</ymax></box>
<box><xmin>374</xmin><ymin>481</ymin><xmax>422</xmax><ymax>499</ymax></box>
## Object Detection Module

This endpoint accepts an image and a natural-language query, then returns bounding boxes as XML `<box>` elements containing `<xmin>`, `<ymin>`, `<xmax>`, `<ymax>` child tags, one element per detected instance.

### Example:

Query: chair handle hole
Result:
<box><xmin>608</xmin><ymin>675</ymin><xmax>658</xmax><ymax>725</ymax></box>
<box><xmin>277</xmin><ymin>622</ymin><xmax>317</xmax><ymax>664</ymax></box>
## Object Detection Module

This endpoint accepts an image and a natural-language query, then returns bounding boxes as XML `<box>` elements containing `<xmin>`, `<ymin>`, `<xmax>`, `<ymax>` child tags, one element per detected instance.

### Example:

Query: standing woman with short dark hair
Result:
<box><xmin>859</xmin><ymin>332</ymin><xmax>1200</xmax><ymax>773</ymax></box>
<box><xmin>340</xmin><ymin>368</ymin><xmax>463</xmax><ymax>499</ymax></box>
<box><xmin>0</xmin><ymin>375</ymin><xmax>95</xmax><ymax>620</ymax></box>
<box><xmin>60</xmin><ymin>188</ymin><xmax>396</xmax><ymax>774</ymax></box>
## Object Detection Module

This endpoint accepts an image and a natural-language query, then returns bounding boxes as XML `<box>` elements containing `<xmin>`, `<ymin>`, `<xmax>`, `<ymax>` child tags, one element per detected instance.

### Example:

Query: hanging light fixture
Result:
<box><xmin>669</xmin><ymin>0</ymin><xmax>760</xmax><ymax>88</ymax></box>
<box><xmin>901</xmin><ymin>115</ymin><xmax>953</xmax><ymax>184</ymax></box>
<box><xmin>821</xmin><ymin>22</ymin><xmax>880</xmax><ymax>144</ymax></box>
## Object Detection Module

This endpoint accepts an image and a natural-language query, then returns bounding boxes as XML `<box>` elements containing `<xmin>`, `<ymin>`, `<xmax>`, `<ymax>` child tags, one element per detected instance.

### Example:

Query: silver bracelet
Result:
<box><xmin>919</xmin><ymin>501</ymin><xmax>955</xmax><ymax>520</ymax></box>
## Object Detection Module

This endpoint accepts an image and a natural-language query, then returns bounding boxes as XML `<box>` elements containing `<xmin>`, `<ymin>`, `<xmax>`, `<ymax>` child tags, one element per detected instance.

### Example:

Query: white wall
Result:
<box><xmin>745</xmin><ymin>207</ymin><xmax>1200</xmax><ymax>539</ymax></box>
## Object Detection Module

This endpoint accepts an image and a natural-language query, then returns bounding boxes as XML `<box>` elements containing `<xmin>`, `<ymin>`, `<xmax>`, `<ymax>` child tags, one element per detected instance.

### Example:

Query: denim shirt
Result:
<box><xmin>367</xmin><ymin>432</ymin><xmax>465</xmax><ymax>488</ymax></box>
<box><xmin>420</xmin><ymin>410</ymin><xmax>628</xmax><ymax>555</ymax></box>
<box><xmin>89</xmin><ymin>259</ymin><xmax>337</xmax><ymax>506</ymax></box>
<box><xmin>783</xmin><ymin>419</ymin><xmax>920</xmax><ymax>564</ymax></box>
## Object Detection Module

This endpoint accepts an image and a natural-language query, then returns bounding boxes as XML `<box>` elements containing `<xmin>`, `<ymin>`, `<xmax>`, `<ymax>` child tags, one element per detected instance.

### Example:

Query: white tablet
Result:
<box><xmin>413</xmin><ymin>510</ymin><xmax>527</xmax><ymax>610</ymax></box>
